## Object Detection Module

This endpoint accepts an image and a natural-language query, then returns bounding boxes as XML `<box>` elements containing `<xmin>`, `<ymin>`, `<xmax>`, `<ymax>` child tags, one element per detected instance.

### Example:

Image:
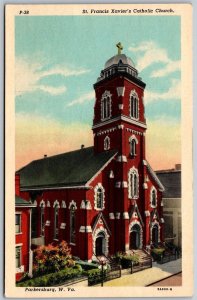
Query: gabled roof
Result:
<box><xmin>156</xmin><ymin>170</ymin><xmax>181</xmax><ymax>198</ymax></box>
<box><xmin>150</xmin><ymin>208</ymin><xmax>161</xmax><ymax>223</ymax></box>
<box><xmin>143</xmin><ymin>160</ymin><xmax>165</xmax><ymax>192</ymax></box>
<box><xmin>130</xmin><ymin>203</ymin><xmax>144</xmax><ymax>226</ymax></box>
<box><xmin>92</xmin><ymin>212</ymin><xmax>111</xmax><ymax>235</ymax></box>
<box><xmin>17</xmin><ymin>147</ymin><xmax>117</xmax><ymax>190</ymax></box>
<box><xmin>15</xmin><ymin>195</ymin><xmax>36</xmax><ymax>207</ymax></box>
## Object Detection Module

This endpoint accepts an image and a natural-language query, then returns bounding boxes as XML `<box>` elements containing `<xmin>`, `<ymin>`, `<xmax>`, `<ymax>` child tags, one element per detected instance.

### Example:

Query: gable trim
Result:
<box><xmin>92</xmin><ymin>212</ymin><xmax>111</xmax><ymax>235</ymax></box>
<box><xmin>20</xmin><ymin>185</ymin><xmax>90</xmax><ymax>191</ymax></box>
<box><xmin>143</xmin><ymin>160</ymin><xmax>165</xmax><ymax>192</ymax></box>
<box><xmin>130</xmin><ymin>204</ymin><xmax>144</xmax><ymax>227</ymax></box>
<box><xmin>86</xmin><ymin>152</ymin><xmax>118</xmax><ymax>186</ymax></box>
<box><xmin>92</xmin><ymin>115</ymin><xmax>147</xmax><ymax>130</ymax></box>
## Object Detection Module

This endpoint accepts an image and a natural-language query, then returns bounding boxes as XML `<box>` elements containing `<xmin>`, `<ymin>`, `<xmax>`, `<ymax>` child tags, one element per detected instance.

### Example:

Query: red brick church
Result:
<box><xmin>16</xmin><ymin>43</ymin><xmax>165</xmax><ymax>263</ymax></box>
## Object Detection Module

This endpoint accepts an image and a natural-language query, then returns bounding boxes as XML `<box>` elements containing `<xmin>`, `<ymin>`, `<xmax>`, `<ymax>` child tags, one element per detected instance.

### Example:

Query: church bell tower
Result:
<box><xmin>92</xmin><ymin>43</ymin><xmax>148</xmax><ymax>252</ymax></box>
<box><xmin>92</xmin><ymin>42</ymin><xmax>147</xmax><ymax>159</ymax></box>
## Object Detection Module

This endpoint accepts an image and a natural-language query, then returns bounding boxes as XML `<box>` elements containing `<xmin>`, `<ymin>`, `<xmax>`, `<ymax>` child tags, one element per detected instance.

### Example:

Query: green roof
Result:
<box><xmin>17</xmin><ymin>147</ymin><xmax>117</xmax><ymax>189</ymax></box>
<box><xmin>15</xmin><ymin>195</ymin><xmax>33</xmax><ymax>206</ymax></box>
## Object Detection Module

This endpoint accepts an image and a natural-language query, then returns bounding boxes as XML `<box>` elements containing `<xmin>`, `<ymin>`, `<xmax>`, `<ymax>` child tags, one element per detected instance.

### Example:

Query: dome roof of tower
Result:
<box><xmin>104</xmin><ymin>54</ymin><xmax>135</xmax><ymax>69</ymax></box>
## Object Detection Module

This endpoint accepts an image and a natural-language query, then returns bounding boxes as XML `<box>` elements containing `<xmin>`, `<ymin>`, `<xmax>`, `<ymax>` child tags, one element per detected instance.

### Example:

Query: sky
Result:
<box><xmin>15</xmin><ymin>15</ymin><xmax>181</xmax><ymax>171</ymax></box>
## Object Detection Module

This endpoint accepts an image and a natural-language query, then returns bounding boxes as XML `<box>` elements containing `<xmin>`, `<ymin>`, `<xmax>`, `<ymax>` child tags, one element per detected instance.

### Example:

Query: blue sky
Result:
<box><xmin>15</xmin><ymin>15</ymin><xmax>181</xmax><ymax>170</ymax></box>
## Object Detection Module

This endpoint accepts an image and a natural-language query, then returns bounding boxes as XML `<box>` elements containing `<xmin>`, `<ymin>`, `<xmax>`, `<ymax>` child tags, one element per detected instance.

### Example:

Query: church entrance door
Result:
<box><xmin>95</xmin><ymin>232</ymin><xmax>105</xmax><ymax>256</ymax></box>
<box><xmin>152</xmin><ymin>225</ymin><xmax>159</xmax><ymax>245</ymax></box>
<box><xmin>129</xmin><ymin>224</ymin><xmax>141</xmax><ymax>250</ymax></box>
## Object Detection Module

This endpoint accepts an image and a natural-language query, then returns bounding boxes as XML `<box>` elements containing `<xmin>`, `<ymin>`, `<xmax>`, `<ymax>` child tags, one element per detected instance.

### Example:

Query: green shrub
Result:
<box><xmin>87</xmin><ymin>268</ymin><xmax>103</xmax><ymax>286</ymax></box>
<box><xmin>151</xmin><ymin>248</ymin><xmax>165</xmax><ymax>255</ymax></box>
<box><xmin>115</xmin><ymin>253</ymin><xmax>139</xmax><ymax>269</ymax></box>
<box><xmin>16</xmin><ymin>267</ymin><xmax>82</xmax><ymax>287</ymax></box>
<box><xmin>151</xmin><ymin>248</ymin><xmax>165</xmax><ymax>261</ymax></box>
<box><xmin>87</xmin><ymin>268</ymin><xmax>101</xmax><ymax>277</ymax></box>
<box><xmin>73</xmin><ymin>263</ymin><xmax>83</xmax><ymax>272</ymax></box>
<box><xmin>120</xmin><ymin>256</ymin><xmax>134</xmax><ymax>269</ymax></box>
<box><xmin>77</xmin><ymin>260</ymin><xmax>98</xmax><ymax>271</ymax></box>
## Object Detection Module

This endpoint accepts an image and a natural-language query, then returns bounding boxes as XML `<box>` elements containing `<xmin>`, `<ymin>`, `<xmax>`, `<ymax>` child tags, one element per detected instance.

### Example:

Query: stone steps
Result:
<box><xmin>132</xmin><ymin>249</ymin><xmax>152</xmax><ymax>262</ymax></box>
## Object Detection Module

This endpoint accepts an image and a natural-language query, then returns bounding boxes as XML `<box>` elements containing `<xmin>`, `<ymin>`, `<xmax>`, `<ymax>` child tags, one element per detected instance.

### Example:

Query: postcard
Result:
<box><xmin>5</xmin><ymin>3</ymin><xmax>193</xmax><ymax>297</ymax></box>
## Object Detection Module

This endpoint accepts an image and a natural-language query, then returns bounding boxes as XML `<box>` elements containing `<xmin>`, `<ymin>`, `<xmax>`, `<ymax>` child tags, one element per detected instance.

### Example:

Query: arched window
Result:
<box><xmin>133</xmin><ymin>173</ymin><xmax>138</xmax><ymax>196</ymax></box>
<box><xmin>130</xmin><ymin>139</ymin><xmax>136</xmax><ymax>156</ymax></box>
<box><xmin>104</xmin><ymin>136</ymin><xmax>110</xmax><ymax>150</ymax></box>
<box><xmin>101</xmin><ymin>91</ymin><xmax>112</xmax><ymax>120</ymax></box>
<box><xmin>94</xmin><ymin>184</ymin><xmax>105</xmax><ymax>210</ymax></box>
<box><xmin>54</xmin><ymin>204</ymin><xmax>59</xmax><ymax>240</ymax></box>
<box><xmin>129</xmin><ymin>135</ymin><xmax>138</xmax><ymax>157</ymax></box>
<box><xmin>128</xmin><ymin>168</ymin><xmax>139</xmax><ymax>199</ymax></box>
<box><xmin>40</xmin><ymin>203</ymin><xmax>45</xmax><ymax>236</ymax></box>
<box><xmin>150</xmin><ymin>187</ymin><xmax>157</xmax><ymax>207</ymax></box>
<box><xmin>96</xmin><ymin>188</ymin><xmax>103</xmax><ymax>209</ymax></box>
<box><xmin>70</xmin><ymin>205</ymin><xmax>76</xmax><ymax>244</ymax></box>
<box><xmin>130</xmin><ymin>91</ymin><xmax>139</xmax><ymax>119</ymax></box>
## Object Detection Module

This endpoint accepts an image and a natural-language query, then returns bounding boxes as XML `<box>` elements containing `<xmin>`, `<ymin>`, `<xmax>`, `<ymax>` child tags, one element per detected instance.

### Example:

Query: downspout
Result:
<box><xmin>28</xmin><ymin>208</ymin><xmax>33</xmax><ymax>277</ymax></box>
<box><xmin>85</xmin><ymin>200</ymin><xmax>87</xmax><ymax>261</ymax></box>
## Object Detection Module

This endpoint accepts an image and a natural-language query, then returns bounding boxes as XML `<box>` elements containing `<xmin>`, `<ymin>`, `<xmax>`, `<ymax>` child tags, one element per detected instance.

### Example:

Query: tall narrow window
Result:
<box><xmin>150</xmin><ymin>188</ymin><xmax>157</xmax><ymax>207</ymax></box>
<box><xmin>130</xmin><ymin>139</ymin><xmax>137</xmax><ymax>156</ymax></box>
<box><xmin>54</xmin><ymin>204</ymin><xmax>59</xmax><ymax>240</ymax></box>
<box><xmin>40</xmin><ymin>204</ymin><xmax>45</xmax><ymax>236</ymax></box>
<box><xmin>70</xmin><ymin>205</ymin><xmax>76</xmax><ymax>244</ymax></box>
<box><xmin>16</xmin><ymin>246</ymin><xmax>21</xmax><ymax>268</ymax></box>
<box><xmin>130</xmin><ymin>92</ymin><xmax>139</xmax><ymax>119</ymax></box>
<box><xmin>97</xmin><ymin>188</ymin><xmax>103</xmax><ymax>209</ymax></box>
<box><xmin>104</xmin><ymin>136</ymin><xmax>110</xmax><ymax>150</ymax></box>
<box><xmin>15</xmin><ymin>214</ymin><xmax>21</xmax><ymax>233</ymax></box>
<box><xmin>94</xmin><ymin>184</ymin><xmax>105</xmax><ymax>210</ymax></box>
<box><xmin>128</xmin><ymin>168</ymin><xmax>139</xmax><ymax>199</ymax></box>
<box><xmin>133</xmin><ymin>173</ymin><xmax>138</xmax><ymax>196</ymax></box>
<box><xmin>101</xmin><ymin>91</ymin><xmax>112</xmax><ymax>120</ymax></box>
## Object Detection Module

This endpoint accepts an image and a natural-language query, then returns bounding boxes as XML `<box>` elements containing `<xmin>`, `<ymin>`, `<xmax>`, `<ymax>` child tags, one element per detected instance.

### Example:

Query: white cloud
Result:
<box><xmin>128</xmin><ymin>41</ymin><xmax>155</xmax><ymax>53</ymax></box>
<box><xmin>67</xmin><ymin>91</ymin><xmax>95</xmax><ymax>107</ymax></box>
<box><xmin>144</xmin><ymin>79</ymin><xmax>181</xmax><ymax>103</ymax></box>
<box><xmin>41</xmin><ymin>66</ymin><xmax>90</xmax><ymax>78</ymax></box>
<box><xmin>128</xmin><ymin>41</ymin><xmax>180</xmax><ymax>77</ymax></box>
<box><xmin>151</xmin><ymin>60</ymin><xmax>180</xmax><ymax>78</ymax></box>
<box><xmin>39</xmin><ymin>85</ymin><xmax>67</xmax><ymax>95</ymax></box>
<box><xmin>15</xmin><ymin>57</ymin><xmax>90</xmax><ymax>96</ymax></box>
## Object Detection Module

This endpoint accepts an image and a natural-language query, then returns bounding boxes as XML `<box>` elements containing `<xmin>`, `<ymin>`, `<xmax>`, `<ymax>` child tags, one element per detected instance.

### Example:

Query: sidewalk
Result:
<box><xmin>100</xmin><ymin>259</ymin><xmax>182</xmax><ymax>287</ymax></box>
<box><xmin>71</xmin><ymin>258</ymin><xmax>182</xmax><ymax>287</ymax></box>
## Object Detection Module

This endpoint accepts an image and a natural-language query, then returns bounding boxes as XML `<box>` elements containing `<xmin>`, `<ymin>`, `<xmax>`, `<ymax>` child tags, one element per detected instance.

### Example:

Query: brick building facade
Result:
<box><xmin>16</xmin><ymin>45</ymin><xmax>164</xmax><ymax>262</ymax></box>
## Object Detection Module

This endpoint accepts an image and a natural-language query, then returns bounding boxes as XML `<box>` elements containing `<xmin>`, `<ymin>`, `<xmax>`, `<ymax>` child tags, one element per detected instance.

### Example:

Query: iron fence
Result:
<box><xmin>131</xmin><ymin>258</ymin><xmax>152</xmax><ymax>274</ymax></box>
<box><xmin>156</xmin><ymin>251</ymin><xmax>181</xmax><ymax>264</ymax></box>
<box><xmin>88</xmin><ymin>266</ymin><xmax>121</xmax><ymax>286</ymax></box>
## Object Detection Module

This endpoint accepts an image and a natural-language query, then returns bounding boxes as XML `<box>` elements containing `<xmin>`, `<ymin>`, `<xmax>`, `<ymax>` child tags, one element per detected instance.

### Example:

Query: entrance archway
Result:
<box><xmin>95</xmin><ymin>232</ymin><xmax>105</xmax><ymax>256</ymax></box>
<box><xmin>152</xmin><ymin>224</ymin><xmax>159</xmax><ymax>245</ymax></box>
<box><xmin>129</xmin><ymin>224</ymin><xmax>141</xmax><ymax>250</ymax></box>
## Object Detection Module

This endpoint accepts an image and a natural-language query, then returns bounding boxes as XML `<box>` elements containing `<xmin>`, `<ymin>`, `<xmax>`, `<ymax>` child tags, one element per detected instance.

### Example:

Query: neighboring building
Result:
<box><xmin>156</xmin><ymin>164</ymin><xmax>181</xmax><ymax>247</ymax></box>
<box><xmin>16</xmin><ymin>44</ymin><xmax>164</xmax><ymax>262</ymax></box>
<box><xmin>15</xmin><ymin>174</ymin><xmax>35</xmax><ymax>281</ymax></box>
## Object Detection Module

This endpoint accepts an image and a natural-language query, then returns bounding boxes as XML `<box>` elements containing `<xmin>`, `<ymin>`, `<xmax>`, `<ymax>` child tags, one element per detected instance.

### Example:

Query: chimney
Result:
<box><xmin>175</xmin><ymin>164</ymin><xmax>181</xmax><ymax>171</ymax></box>
<box><xmin>81</xmin><ymin>144</ymin><xmax>85</xmax><ymax>149</ymax></box>
<box><xmin>44</xmin><ymin>154</ymin><xmax>47</xmax><ymax>158</ymax></box>
<box><xmin>15</xmin><ymin>174</ymin><xmax>20</xmax><ymax>196</ymax></box>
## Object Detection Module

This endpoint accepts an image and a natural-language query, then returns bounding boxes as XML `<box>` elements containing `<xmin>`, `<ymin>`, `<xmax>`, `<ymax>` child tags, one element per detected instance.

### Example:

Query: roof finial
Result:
<box><xmin>116</xmin><ymin>42</ymin><xmax>123</xmax><ymax>55</ymax></box>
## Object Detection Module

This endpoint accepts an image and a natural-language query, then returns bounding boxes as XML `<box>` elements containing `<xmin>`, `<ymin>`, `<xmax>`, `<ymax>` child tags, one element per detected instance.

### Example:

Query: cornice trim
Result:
<box><xmin>92</xmin><ymin>115</ymin><xmax>146</xmax><ymax>130</ymax></box>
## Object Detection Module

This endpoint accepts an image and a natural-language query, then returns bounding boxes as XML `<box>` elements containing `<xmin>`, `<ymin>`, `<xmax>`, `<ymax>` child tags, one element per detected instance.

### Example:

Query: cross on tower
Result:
<box><xmin>116</xmin><ymin>42</ymin><xmax>123</xmax><ymax>55</ymax></box>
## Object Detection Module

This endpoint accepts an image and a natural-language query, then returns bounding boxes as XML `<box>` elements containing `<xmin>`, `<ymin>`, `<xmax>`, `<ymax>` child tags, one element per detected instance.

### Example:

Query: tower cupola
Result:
<box><xmin>97</xmin><ymin>42</ymin><xmax>139</xmax><ymax>82</ymax></box>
